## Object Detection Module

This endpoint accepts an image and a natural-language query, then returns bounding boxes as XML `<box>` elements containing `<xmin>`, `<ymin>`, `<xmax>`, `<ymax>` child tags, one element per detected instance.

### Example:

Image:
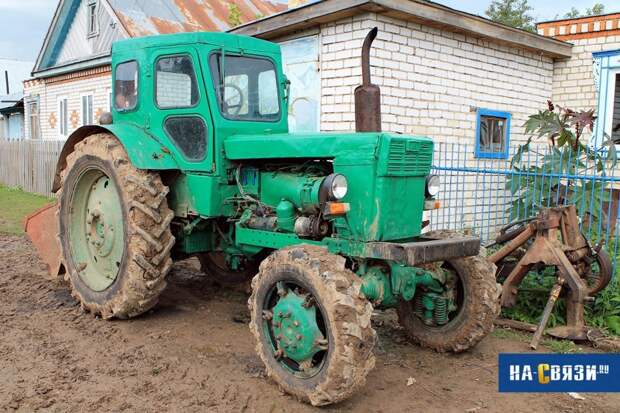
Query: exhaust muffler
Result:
<box><xmin>355</xmin><ymin>27</ymin><xmax>382</xmax><ymax>133</ymax></box>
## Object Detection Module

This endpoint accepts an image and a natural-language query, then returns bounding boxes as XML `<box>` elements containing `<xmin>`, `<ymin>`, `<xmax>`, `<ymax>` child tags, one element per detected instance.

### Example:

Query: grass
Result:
<box><xmin>0</xmin><ymin>184</ymin><xmax>54</xmax><ymax>235</ymax></box>
<box><xmin>492</xmin><ymin>327</ymin><xmax>584</xmax><ymax>353</ymax></box>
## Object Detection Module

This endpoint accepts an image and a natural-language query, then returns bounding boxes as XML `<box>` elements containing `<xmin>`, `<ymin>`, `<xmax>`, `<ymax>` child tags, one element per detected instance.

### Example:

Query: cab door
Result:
<box><xmin>148</xmin><ymin>47</ymin><xmax>215</xmax><ymax>173</ymax></box>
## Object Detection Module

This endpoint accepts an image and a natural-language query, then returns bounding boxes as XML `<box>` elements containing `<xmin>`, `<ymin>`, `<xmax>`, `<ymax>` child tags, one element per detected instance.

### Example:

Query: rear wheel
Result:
<box><xmin>58</xmin><ymin>133</ymin><xmax>174</xmax><ymax>319</ymax></box>
<box><xmin>397</xmin><ymin>230</ymin><xmax>501</xmax><ymax>352</ymax></box>
<box><xmin>249</xmin><ymin>245</ymin><xmax>376</xmax><ymax>406</ymax></box>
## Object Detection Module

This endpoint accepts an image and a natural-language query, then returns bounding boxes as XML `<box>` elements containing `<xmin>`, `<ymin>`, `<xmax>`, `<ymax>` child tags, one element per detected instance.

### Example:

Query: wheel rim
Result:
<box><xmin>68</xmin><ymin>167</ymin><xmax>124</xmax><ymax>291</ymax></box>
<box><xmin>262</xmin><ymin>280</ymin><xmax>328</xmax><ymax>378</ymax></box>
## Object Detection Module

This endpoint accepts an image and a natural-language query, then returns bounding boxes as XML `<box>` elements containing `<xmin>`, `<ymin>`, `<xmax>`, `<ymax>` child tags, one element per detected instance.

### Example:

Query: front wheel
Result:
<box><xmin>248</xmin><ymin>245</ymin><xmax>376</xmax><ymax>406</ymax></box>
<box><xmin>397</xmin><ymin>231</ymin><xmax>501</xmax><ymax>352</ymax></box>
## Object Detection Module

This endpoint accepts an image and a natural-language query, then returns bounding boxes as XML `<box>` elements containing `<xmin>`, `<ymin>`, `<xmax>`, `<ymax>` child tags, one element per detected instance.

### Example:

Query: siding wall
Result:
<box><xmin>24</xmin><ymin>70</ymin><xmax>111</xmax><ymax>140</ymax></box>
<box><xmin>317</xmin><ymin>13</ymin><xmax>554</xmax><ymax>146</ymax></box>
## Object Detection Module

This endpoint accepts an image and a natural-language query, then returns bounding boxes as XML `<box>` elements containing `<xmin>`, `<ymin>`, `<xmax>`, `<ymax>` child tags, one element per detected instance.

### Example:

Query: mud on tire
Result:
<box><xmin>397</xmin><ymin>230</ymin><xmax>501</xmax><ymax>353</ymax></box>
<box><xmin>58</xmin><ymin>133</ymin><xmax>174</xmax><ymax>319</ymax></box>
<box><xmin>248</xmin><ymin>245</ymin><xmax>376</xmax><ymax>406</ymax></box>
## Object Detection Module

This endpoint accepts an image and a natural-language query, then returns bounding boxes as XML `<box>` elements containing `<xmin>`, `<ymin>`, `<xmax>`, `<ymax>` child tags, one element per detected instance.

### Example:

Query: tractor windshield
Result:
<box><xmin>209</xmin><ymin>53</ymin><xmax>280</xmax><ymax>122</ymax></box>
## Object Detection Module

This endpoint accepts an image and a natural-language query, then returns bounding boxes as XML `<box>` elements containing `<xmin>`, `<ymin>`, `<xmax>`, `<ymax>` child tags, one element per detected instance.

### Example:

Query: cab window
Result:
<box><xmin>156</xmin><ymin>55</ymin><xmax>199</xmax><ymax>108</ymax></box>
<box><xmin>114</xmin><ymin>61</ymin><xmax>138</xmax><ymax>111</ymax></box>
<box><xmin>209</xmin><ymin>54</ymin><xmax>280</xmax><ymax>121</ymax></box>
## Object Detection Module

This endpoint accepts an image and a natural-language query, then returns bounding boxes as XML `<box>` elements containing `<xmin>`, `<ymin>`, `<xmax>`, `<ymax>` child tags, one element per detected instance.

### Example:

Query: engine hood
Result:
<box><xmin>224</xmin><ymin>132</ymin><xmax>431</xmax><ymax>163</ymax></box>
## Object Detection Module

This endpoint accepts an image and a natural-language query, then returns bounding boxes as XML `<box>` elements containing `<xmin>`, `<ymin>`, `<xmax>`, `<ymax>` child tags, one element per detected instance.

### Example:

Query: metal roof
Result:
<box><xmin>0</xmin><ymin>92</ymin><xmax>24</xmax><ymax>114</ymax></box>
<box><xmin>32</xmin><ymin>0</ymin><xmax>288</xmax><ymax>78</ymax></box>
<box><xmin>231</xmin><ymin>0</ymin><xmax>572</xmax><ymax>58</ymax></box>
<box><xmin>108</xmin><ymin>0</ymin><xmax>287</xmax><ymax>36</ymax></box>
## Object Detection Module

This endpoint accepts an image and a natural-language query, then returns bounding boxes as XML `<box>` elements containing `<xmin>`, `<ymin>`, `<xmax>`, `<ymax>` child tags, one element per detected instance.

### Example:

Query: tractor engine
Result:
<box><xmin>234</xmin><ymin>165</ymin><xmax>348</xmax><ymax>240</ymax></box>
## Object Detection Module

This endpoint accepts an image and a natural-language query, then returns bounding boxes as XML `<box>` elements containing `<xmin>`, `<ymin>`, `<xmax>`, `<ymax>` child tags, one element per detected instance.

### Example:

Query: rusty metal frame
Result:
<box><xmin>488</xmin><ymin>205</ymin><xmax>594</xmax><ymax>340</ymax></box>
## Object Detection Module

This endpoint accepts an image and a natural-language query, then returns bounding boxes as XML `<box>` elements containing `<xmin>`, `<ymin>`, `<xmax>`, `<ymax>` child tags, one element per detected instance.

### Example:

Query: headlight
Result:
<box><xmin>425</xmin><ymin>175</ymin><xmax>440</xmax><ymax>197</ymax></box>
<box><xmin>320</xmin><ymin>173</ymin><xmax>349</xmax><ymax>201</ymax></box>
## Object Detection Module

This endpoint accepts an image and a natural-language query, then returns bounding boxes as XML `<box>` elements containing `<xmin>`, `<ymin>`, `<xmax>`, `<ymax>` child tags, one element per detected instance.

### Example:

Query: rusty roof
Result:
<box><xmin>108</xmin><ymin>0</ymin><xmax>287</xmax><ymax>36</ymax></box>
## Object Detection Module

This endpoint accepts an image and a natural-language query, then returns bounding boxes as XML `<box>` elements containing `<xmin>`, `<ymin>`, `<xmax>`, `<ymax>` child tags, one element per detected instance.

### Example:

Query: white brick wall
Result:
<box><xmin>24</xmin><ymin>71</ymin><xmax>112</xmax><ymax>140</ymax></box>
<box><xmin>552</xmin><ymin>36</ymin><xmax>620</xmax><ymax>110</ymax></box>
<box><xmin>318</xmin><ymin>13</ymin><xmax>554</xmax><ymax>145</ymax></box>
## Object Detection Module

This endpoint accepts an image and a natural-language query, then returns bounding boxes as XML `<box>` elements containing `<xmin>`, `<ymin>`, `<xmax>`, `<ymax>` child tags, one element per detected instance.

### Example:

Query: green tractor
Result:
<box><xmin>26</xmin><ymin>28</ymin><xmax>500</xmax><ymax>405</ymax></box>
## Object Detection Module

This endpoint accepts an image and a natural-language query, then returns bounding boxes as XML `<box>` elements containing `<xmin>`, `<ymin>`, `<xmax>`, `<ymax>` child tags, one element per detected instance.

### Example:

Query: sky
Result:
<box><xmin>0</xmin><ymin>0</ymin><xmax>618</xmax><ymax>63</ymax></box>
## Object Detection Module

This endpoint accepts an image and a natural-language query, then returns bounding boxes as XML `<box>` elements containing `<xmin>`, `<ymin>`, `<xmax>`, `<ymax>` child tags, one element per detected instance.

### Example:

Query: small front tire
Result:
<box><xmin>249</xmin><ymin>245</ymin><xmax>376</xmax><ymax>406</ymax></box>
<box><xmin>397</xmin><ymin>231</ymin><xmax>501</xmax><ymax>352</ymax></box>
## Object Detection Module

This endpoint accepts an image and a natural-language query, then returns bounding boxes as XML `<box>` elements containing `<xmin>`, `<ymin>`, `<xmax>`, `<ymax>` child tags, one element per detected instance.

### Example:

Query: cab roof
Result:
<box><xmin>112</xmin><ymin>31</ymin><xmax>280</xmax><ymax>55</ymax></box>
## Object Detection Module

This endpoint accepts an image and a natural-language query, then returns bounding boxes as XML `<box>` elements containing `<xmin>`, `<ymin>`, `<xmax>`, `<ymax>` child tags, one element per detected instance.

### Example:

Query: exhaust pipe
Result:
<box><xmin>355</xmin><ymin>27</ymin><xmax>381</xmax><ymax>132</ymax></box>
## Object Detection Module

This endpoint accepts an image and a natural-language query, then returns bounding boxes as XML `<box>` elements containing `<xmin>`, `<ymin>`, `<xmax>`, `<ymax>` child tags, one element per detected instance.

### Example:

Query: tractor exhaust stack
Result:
<box><xmin>355</xmin><ymin>27</ymin><xmax>381</xmax><ymax>133</ymax></box>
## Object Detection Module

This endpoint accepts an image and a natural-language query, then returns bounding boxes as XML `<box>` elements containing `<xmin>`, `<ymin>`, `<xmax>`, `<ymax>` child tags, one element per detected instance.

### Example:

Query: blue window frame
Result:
<box><xmin>475</xmin><ymin>108</ymin><xmax>511</xmax><ymax>159</ymax></box>
<box><xmin>593</xmin><ymin>49</ymin><xmax>620</xmax><ymax>149</ymax></box>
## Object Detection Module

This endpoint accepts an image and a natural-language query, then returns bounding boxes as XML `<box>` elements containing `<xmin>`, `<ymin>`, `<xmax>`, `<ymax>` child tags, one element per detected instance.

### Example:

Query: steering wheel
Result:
<box><xmin>221</xmin><ymin>83</ymin><xmax>244</xmax><ymax>115</ymax></box>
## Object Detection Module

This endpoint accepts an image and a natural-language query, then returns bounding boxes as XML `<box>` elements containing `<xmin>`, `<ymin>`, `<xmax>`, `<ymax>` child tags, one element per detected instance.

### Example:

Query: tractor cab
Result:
<box><xmin>110</xmin><ymin>32</ymin><xmax>289</xmax><ymax>175</ymax></box>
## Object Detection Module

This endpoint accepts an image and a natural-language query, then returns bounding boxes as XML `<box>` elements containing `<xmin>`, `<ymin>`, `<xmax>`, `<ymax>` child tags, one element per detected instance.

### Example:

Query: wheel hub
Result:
<box><xmin>68</xmin><ymin>169</ymin><xmax>124</xmax><ymax>291</ymax></box>
<box><xmin>271</xmin><ymin>284</ymin><xmax>325</xmax><ymax>364</ymax></box>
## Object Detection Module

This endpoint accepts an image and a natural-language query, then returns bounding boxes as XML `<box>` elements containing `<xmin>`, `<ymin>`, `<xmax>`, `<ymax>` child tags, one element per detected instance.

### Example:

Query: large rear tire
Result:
<box><xmin>397</xmin><ymin>230</ymin><xmax>501</xmax><ymax>352</ymax></box>
<box><xmin>249</xmin><ymin>245</ymin><xmax>376</xmax><ymax>406</ymax></box>
<box><xmin>58</xmin><ymin>133</ymin><xmax>174</xmax><ymax>319</ymax></box>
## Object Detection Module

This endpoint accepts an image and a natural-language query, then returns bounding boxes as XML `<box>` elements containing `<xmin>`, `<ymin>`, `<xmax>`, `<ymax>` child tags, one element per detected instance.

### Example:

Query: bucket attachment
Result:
<box><xmin>24</xmin><ymin>202</ymin><xmax>63</xmax><ymax>278</ymax></box>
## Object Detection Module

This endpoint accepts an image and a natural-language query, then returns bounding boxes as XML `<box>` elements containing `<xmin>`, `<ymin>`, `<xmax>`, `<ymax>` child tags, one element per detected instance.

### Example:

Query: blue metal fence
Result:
<box><xmin>429</xmin><ymin>141</ymin><xmax>620</xmax><ymax>274</ymax></box>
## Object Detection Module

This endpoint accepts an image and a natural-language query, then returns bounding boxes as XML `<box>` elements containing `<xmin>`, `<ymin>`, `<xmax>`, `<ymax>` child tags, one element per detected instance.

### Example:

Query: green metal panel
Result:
<box><xmin>224</xmin><ymin>132</ymin><xmax>382</xmax><ymax>160</ymax></box>
<box><xmin>102</xmin><ymin>123</ymin><xmax>179</xmax><ymax>170</ymax></box>
<box><xmin>168</xmin><ymin>173</ymin><xmax>235</xmax><ymax>218</ymax></box>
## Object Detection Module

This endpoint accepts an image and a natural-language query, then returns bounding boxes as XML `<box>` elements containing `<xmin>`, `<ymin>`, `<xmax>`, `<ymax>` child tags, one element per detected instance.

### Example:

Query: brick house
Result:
<box><xmin>23</xmin><ymin>0</ymin><xmax>286</xmax><ymax>141</ymax></box>
<box><xmin>29</xmin><ymin>0</ymin><xmax>620</xmax><ymax>161</ymax></box>
<box><xmin>232</xmin><ymin>0</ymin><xmax>572</xmax><ymax>159</ymax></box>
<box><xmin>538</xmin><ymin>13</ymin><xmax>620</xmax><ymax>147</ymax></box>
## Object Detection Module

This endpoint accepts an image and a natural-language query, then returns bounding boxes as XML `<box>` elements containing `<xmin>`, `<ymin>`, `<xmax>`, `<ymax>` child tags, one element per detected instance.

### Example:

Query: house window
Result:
<box><xmin>81</xmin><ymin>94</ymin><xmax>93</xmax><ymax>125</ymax></box>
<box><xmin>114</xmin><ymin>60</ymin><xmax>138</xmax><ymax>111</ymax></box>
<box><xmin>155</xmin><ymin>55</ymin><xmax>199</xmax><ymax>108</ymax></box>
<box><xmin>280</xmin><ymin>36</ymin><xmax>320</xmax><ymax>132</ymax></box>
<box><xmin>475</xmin><ymin>109</ymin><xmax>511</xmax><ymax>159</ymax></box>
<box><xmin>58</xmin><ymin>97</ymin><xmax>68</xmax><ymax>138</ymax></box>
<box><xmin>87</xmin><ymin>1</ymin><xmax>98</xmax><ymax>36</ymax></box>
<box><xmin>27</xmin><ymin>99</ymin><xmax>40</xmax><ymax>139</ymax></box>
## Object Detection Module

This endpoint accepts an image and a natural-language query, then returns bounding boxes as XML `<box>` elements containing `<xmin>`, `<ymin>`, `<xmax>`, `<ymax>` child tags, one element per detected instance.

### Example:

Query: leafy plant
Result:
<box><xmin>501</xmin><ymin>102</ymin><xmax>620</xmax><ymax>337</ymax></box>
<box><xmin>485</xmin><ymin>0</ymin><xmax>536</xmax><ymax>32</ymax></box>
<box><xmin>507</xmin><ymin>101</ymin><xmax>615</xmax><ymax>227</ymax></box>
<box><xmin>228</xmin><ymin>4</ymin><xmax>242</xmax><ymax>28</ymax></box>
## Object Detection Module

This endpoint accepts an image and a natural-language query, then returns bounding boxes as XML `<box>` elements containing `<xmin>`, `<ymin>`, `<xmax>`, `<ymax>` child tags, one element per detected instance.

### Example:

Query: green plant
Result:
<box><xmin>502</xmin><ymin>102</ymin><xmax>620</xmax><ymax>336</ymax></box>
<box><xmin>507</xmin><ymin>101</ymin><xmax>615</xmax><ymax>225</ymax></box>
<box><xmin>228</xmin><ymin>3</ymin><xmax>242</xmax><ymax>28</ymax></box>
<box><xmin>542</xmin><ymin>338</ymin><xmax>582</xmax><ymax>354</ymax></box>
<box><xmin>0</xmin><ymin>184</ymin><xmax>53</xmax><ymax>235</ymax></box>
<box><xmin>485</xmin><ymin>0</ymin><xmax>536</xmax><ymax>32</ymax></box>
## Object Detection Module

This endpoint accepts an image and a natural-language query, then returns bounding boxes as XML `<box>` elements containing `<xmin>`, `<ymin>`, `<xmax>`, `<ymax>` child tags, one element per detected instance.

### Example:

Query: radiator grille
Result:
<box><xmin>383</xmin><ymin>138</ymin><xmax>433</xmax><ymax>176</ymax></box>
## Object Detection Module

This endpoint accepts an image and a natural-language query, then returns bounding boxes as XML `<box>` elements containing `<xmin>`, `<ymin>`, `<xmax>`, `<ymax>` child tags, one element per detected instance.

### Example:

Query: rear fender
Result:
<box><xmin>51</xmin><ymin>124</ymin><xmax>179</xmax><ymax>192</ymax></box>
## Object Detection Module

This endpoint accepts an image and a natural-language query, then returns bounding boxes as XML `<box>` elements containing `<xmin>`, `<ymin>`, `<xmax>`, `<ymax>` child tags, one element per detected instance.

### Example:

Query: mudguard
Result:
<box><xmin>51</xmin><ymin>123</ymin><xmax>179</xmax><ymax>192</ymax></box>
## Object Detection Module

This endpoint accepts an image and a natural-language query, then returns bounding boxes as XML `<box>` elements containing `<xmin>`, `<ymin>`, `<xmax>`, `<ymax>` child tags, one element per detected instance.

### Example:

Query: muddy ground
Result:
<box><xmin>1</xmin><ymin>234</ymin><xmax>619</xmax><ymax>413</ymax></box>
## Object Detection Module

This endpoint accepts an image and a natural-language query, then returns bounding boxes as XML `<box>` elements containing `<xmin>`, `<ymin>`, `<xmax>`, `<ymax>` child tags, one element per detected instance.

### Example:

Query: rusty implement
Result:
<box><xmin>23</xmin><ymin>202</ymin><xmax>63</xmax><ymax>279</ymax></box>
<box><xmin>488</xmin><ymin>205</ymin><xmax>612</xmax><ymax>341</ymax></box>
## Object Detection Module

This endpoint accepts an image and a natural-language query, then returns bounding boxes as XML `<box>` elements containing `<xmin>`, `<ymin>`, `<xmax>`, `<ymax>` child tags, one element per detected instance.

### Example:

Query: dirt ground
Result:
<box><xmin>1</xmin><ymin>234</ymin><xmax>619</xmax><ymax>413</ymax></box>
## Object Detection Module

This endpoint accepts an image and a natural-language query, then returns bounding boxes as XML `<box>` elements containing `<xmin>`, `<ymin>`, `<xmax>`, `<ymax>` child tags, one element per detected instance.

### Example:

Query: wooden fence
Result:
<box><xmin>0</xmin><ymin>139</ymin><xmax>64</xmax><ymax>196</ymax></box>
